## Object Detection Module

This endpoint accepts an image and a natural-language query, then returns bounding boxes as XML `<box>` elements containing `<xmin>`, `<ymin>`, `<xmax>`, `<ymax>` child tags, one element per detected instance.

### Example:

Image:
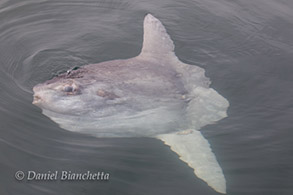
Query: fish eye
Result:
<box><xmin>64</xmin><ymin>86</ymin><xmax>73</xmax><ymax>92</ymax></box>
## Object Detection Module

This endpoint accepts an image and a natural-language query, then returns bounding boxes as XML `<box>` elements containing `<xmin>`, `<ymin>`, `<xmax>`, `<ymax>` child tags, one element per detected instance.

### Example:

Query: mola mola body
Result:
<box><xmin>33</xmin><ymin>14</ymin><xmax>229</xmax><ymax>193</ymax></box>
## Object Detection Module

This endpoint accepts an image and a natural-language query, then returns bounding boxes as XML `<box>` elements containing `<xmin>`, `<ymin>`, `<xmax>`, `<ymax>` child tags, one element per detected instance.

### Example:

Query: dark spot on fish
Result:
<box><xmin>65</xmin><ymin>68</ymin><xmax>87</xmax><ymax>79</ymax></box>
<box><xmin>97</xmin><ymin>89</ymin><xmax>120</xmax><ymax>100</ymax></box>
<box><xmin>72</xmin><ymin>66</ymin><xmax>80</xmax><ymax>71</ymax></box>
<box><xmin>66</xmin><ymin>66</ymin><xmax>81</xmax><ymax>75</ymax></box>
<box><xmin>64</xmin><ymin>86</ymin><xmax>73</xmax><ymax>92</ymax></box>
<box><xmin>64</xmin><ymin>86</ymin><xmax>81</xmax><ymax>95</ymax></box>
<box><xmin>46</xmin><ymin>68</ymin><xmax>88</xmax><ymax>85</ymax></box>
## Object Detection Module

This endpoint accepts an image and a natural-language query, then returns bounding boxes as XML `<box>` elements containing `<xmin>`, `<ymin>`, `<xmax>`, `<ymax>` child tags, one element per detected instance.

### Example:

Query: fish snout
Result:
<box><xmin>32</xmin><ymin>94</ymin><xmax>43</xmax><ymax>105</ymax></box>
<box><xmin>32</xmin><ymin>84</ymin><xmax>47</xmax><ymax>105</ymax></box>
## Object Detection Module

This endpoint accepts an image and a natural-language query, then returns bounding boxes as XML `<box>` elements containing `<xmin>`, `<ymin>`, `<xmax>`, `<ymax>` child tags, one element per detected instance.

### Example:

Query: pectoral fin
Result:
<box><xmin>156</xmin><ymin>130</ymin><xmax>226</xmax><ymax>194</ymax></box>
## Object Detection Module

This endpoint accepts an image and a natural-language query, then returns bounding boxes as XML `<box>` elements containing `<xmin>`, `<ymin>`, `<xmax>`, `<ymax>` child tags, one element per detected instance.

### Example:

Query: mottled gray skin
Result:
<box><xmin>32</xmin><ymin>13</ymin><xmax>223</xmax><ymax>138</ymax></box>
<box><xmin>33</xmin><ymin>57</ymin><xmax>197</xmax><ymax>137</ymax></box>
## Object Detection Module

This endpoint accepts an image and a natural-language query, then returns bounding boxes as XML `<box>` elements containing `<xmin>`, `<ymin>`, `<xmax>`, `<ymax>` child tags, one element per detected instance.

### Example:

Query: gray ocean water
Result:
<box><xmin>0</xmin><ymin>0</ymin><xmax>293</xmax><ymax>194</ymax></box>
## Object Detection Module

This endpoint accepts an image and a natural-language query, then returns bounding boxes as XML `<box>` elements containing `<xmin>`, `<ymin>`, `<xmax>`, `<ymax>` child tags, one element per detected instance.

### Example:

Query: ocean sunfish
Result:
<box><xmin>32</xmin><ymin>14</ymin><xmax>229</xmax><ymax>194</ymax></box>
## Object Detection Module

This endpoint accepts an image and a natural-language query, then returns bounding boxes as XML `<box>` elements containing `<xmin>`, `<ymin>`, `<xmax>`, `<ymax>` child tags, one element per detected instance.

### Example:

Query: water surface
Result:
<box><xmin>0</xmin><ymin>0</ymin><xmax>293</xmax><ymax>194</ymax></box>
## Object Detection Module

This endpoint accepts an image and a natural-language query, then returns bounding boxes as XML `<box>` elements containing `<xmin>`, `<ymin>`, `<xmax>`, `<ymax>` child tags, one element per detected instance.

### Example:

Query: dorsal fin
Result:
<box><xmin>139</xmin><ymin>14</ymin><xmax>176</xmax><ymax>58</ymax></box>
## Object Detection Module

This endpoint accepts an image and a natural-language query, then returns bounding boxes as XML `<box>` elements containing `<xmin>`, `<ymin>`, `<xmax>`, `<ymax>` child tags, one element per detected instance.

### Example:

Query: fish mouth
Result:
<box><xmin>32</xmin><ymin>95</ymin><xmax>42</xmax><ymax>105</ymax></box>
